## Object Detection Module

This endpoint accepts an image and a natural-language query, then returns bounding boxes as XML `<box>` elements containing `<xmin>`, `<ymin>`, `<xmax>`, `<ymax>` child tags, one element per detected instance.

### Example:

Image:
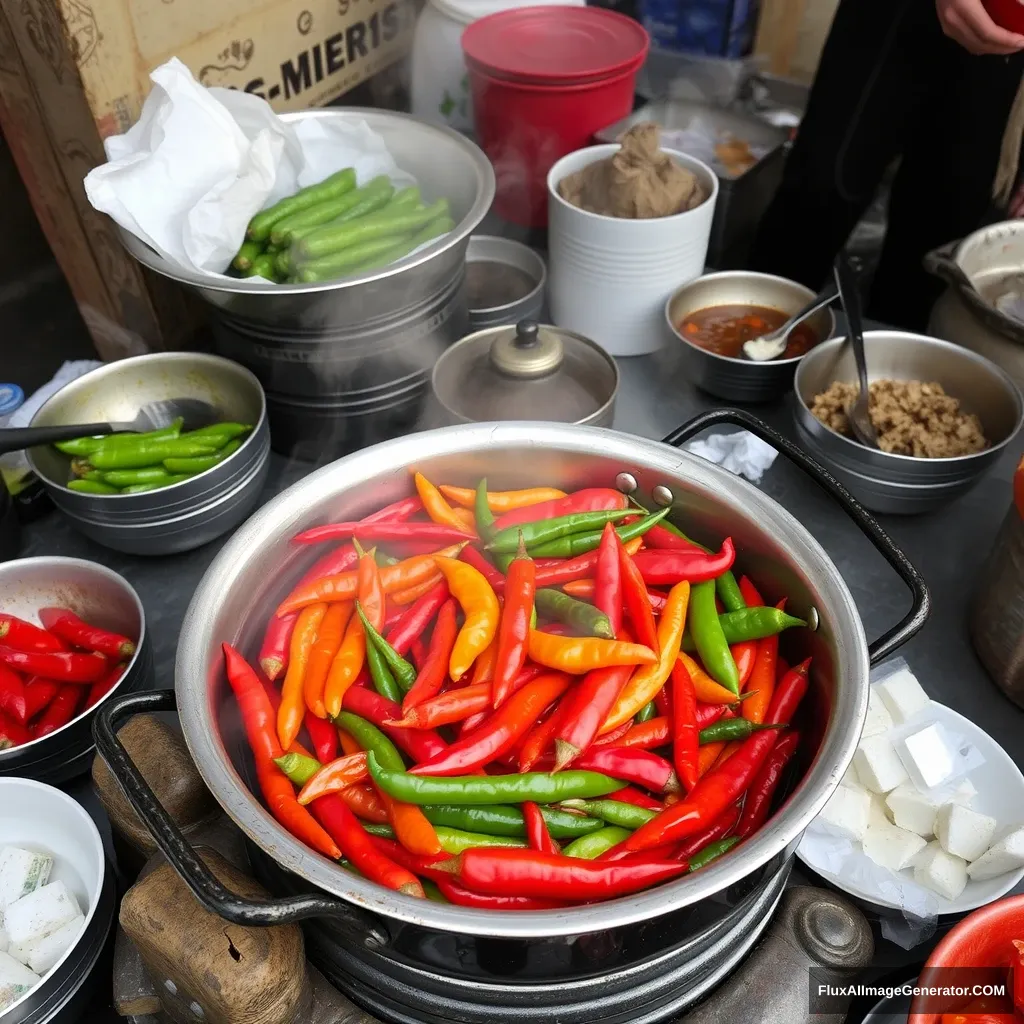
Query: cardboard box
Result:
<box><xmin>0</xmin><ymin>0</ymin><xmax>416</xmax><ymax>359</ymax></box>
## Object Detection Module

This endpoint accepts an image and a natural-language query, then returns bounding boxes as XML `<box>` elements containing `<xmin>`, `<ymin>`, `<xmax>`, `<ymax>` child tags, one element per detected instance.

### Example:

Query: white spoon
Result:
<box><xmin>742</xmin><ymin>280</ymin><xmax>840</xmax><ymax>362</ymax></box>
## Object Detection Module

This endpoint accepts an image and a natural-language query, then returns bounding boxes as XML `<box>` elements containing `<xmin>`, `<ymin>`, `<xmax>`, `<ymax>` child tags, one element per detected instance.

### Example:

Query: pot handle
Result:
<box><xmin>922</xmin><ymin>239</ymin><xmax>974</xmax><ymax>293</ymax></box>
<box><xmin>93</xmin><ymin>689</ymin><xmax>390</xmax><ymax>947</ymax></box>
<box><xmin>661</xmin><ymin>409</ymin><xmax>930</xmax><ymax>664</ymax></box>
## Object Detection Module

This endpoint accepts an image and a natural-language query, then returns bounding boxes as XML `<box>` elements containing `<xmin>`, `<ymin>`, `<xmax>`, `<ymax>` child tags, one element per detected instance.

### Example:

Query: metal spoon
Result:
<box><xmin>0</xmin><ymin>397</ymin><xmax>220</xmax><ymax>455</ymax></box>
<box><xmin>742</xmin><ymin>279</ymin><xmax>840</xmax><ymax>362</ymax></box>
<box><xmin>833</xmin><ymin>252</ymin><xmax>878</xmax><ymax>449</ymax></box>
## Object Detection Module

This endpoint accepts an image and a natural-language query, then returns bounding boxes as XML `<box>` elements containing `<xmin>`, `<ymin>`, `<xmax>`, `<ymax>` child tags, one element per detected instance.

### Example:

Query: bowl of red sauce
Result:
<box><xmin>665</xmin><ymin>270</ymin><xmax>835</xmax><ymax>403</ymax></box>
<box><xmin>910</xmin><ymin>893</ymin><xmax>1024</xmax><ymax>1022</ymax></box>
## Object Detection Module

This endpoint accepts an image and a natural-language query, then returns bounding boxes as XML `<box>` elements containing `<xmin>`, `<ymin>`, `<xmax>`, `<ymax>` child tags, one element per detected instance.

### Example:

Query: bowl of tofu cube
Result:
<box><xmin>797</xmin><ymin>660</ymin><xmax>1024</xmax><ymax>915</ymax></box>
<box><xmin>0</xmin><ymin>777</ymin><xmax>115</xmax><ymax>1023</ymax></box>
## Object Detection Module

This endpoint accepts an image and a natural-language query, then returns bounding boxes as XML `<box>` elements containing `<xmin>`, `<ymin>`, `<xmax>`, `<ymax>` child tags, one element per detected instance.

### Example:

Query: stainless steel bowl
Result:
<box><xmin>26</xmin><ymin>353</ymin><xmax>269</xmax><ymax>554</ymax></box>
<box><xmin>794</xmin><ymin>332</ymin><xmax>1024</xmax><ymax>515</ymax></box>
<box><xmin>666</xmin><ymin>271</ymin><xmax>836</xmax><ymax>402</ymax></box>
<box><xmin>465</xmin><ymin>235</ymin><xmax>546</xmax><ymax>331</ymax></box>
<box><xmin>0</xmin><ymin>557</ymin><xmax>151</xmax><ymax>782</ymax></box>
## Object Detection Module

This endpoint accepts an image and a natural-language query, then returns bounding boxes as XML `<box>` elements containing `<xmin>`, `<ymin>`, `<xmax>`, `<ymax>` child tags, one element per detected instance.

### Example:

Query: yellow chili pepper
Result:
<box><xmin>452</xmin><ymin>507</ymin><xmax>476</xmax><ymax>531</ymax></box>
<box><xmin>303</xmin><ymin>601</ymin><xmax>352</xmax><ymax>718</ymax></box>
<box><xmin>677</xmin><ymin>652</ymin><xmax>741</xmax><ymax>704</ymax></box>
<box><xmin>527</xmin><ymin>631</ymin><xmax>656</xmax><ymax>674</ymax></box>
<box><xmin>278</xmin><ymin>602</ymin><xmax>326</xmax><ymax>749</ymax></box>
<box><xmin>414</xmin><ymin>472</ymin><xmax>475</xmax><ymax>535</ymax></box>
<box><xmin>600</xmin><ymin>581</ymin><xmax>690</xmax><ymax>733</ymax></box>
<box><xmin>438</xmin><ymin>485</ymin><xmax>568</xmax><ymax>511</ymax></box>
<box><xmin>432</xmin><ymin>556</ymin><xmax>500</xmax><ymax>682</ymax></box>
<box><xmin>324</xmin><ymin>612</ymin><xmax>366</xmax><ymax>719</ymax></box>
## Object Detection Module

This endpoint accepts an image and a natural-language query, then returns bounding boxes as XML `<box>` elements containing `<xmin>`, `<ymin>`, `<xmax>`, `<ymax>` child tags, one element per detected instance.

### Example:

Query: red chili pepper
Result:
<box><xmin>653</xmin><ymin>683</ymin><xmax>672</xmax><ymax>719</ymax></box>
<box><xmin>0</xmin><ymin>664</ymin><xmax>27</xmax><ymax>722</ymax></box>
<box><xmin>609</xmin><ymin>786</ymin><xmax>663</xmax><ymax>810</ymax></box>
<box><xmin>435</xmin><ymin>877</ymin><xmax>563</xmax><ymax>910</ymax></box>
<box><xmin>569</xmin><ymin>746</ymin><xmax>678</xmax><ymax>794</ymax></box>
<box><xmin>442</xmin><ymin>848</ymin><xmax>688</xmax><ymax>901</ymax></box>
<box><xmin>518</xmin><ymin>698</ymin><xmax>572</xmax><ymax>772</ymax></box>
<box><xmin>23</xmin><ymin>677</ymin><xmax>58</xmax><ymax>721</ymax></box>
<box><xmin>530</xmin><ymin>552</ymin><xmax>603</xmax><ymax>589</ymax></box>
<box><xmin>644</xmin><ymin>524</ymin><xmax>704</xmax><ymax>552</ymax></box>
<box><xmin>402</xmin><ymin>599</ymin><xmax>458</xmax><ymax>713</ymax></box>
<box><xmin>410</xmin><ymin>638</ymin><xmax>429</xmax><ymax>670</ymax></box>
<box><xmin>0</xmin><ymin>615</ymin><xmax>64</xmax><ymax>653</ymax></box>
<box><xmin>620</xmin><ymin>541</ymin><xmax>659</xmax><ymax>656</ymax></box>
<box><xmin>492</xmin><ymin>541</ymin><xmax>535</xmax><ymax>708</ymax></box>
<box><xmin>563</xmin><ymin>580</ymin><xmax>669</xmax><ymax>613</ymax></box>
<box><xmin>459</xmin><ymin>546</ymin><xmax>506</xmax><ymax>590</ymax></box>
<box><xmin>672</xmin><ymin>656</ymin><xmax>699</xmax><ymax>792</ymax></box>
<box><xmin>738</xmin><ymin>576</ymin><xmax>764</xmax><ymax>607</ymax></box>
<box><xmin>491</xmin><ymin>488</ymin><xmax>627</xmax><ymax>532</ymax></box>
<box><xmin>34</xmin><ymin>685</ymin><xmax>84</xmax><ymax>737</ymax></box>
<box><xmin>341</xmin><ymin>686</ymin><xmax>447</xmax><ymax>763</ymax></box>
<box><xmin>305</xmin><ymin>709</ymin><xmax>339</xmax><ymax>763</ymax></box>
<box><xmin>368</xmin><ymin>835</ymin><xmax>452</xmax><ymax>882</ymax></box>
<box><xmin>458</xmin><ymin>710</ymin><xmax>488</xmax><ymax>736</ymax></box>
<box><xmin>621</xmin><ymin>659</ymin><xmax>810</xmax><ymax>851</ymax></box>
<box><xmin>523</xmin><ymin>801</ymin><xmax>560</xmax><ymax>855</ymax></box>
<box><xmin>0</xmin><ymin>646</ymin><xmax>106</xmax><ymax>684</ymax></box>
<box><xmin>384</xmin><ymin>580</ymin><xmax>449</xmax><ymax>656</ymax></box>
<box><xmin>294</xmin><ymin>521</ymin><xmax>469</xmax><ymax>545</ymax></box>
<box><xmin>593</xmin><ymin>523</ymin><xmax>623</xmax><ymax>636</ymax></box>
<box><xmin>1012</xmin><ymin>939</ymin><xmax>1024</xmax><ymax>1015</ymax></box>
<box><xmin>731</xmin><ymin>642</ymin><xmax>757</xmax><ymax>689</ymax></box>
<box><xmin>0</xmin><ymin>710</ymin><xmax>31</xmax><ymax>747</ymax></box>
<box><xmin>675</xmin><ymin>803</ymin><xmax>742</xmax><ymax>860</ymax></box>
<box><xmin>337</xmin><ymin>783</ymin><xmax>389</xmax><ymax>823</ymax></box>
<box><xmin>37</xmin><ymin>608</ymin><xmax>135</xmax><ymax>660</ymax></box>
<box><xmin>552</xmin><ymin>662</ymin><xmax>633</xmax><ymax>771</ymax></box>
<box><xmin>736</xmin><ymin>730</ymin><xmax>800</xmax><ymax>838</ymax></box>
<box><xmin>385</xmin><ymin>682</ymin><xmax>491</xmax><ymax>730</ymax></box>
<box><xmin>744</xmin><ymin>599</ymin><xmax>786</xmax><ymax>725</ymax></box>
<box><xmin>85</xmin><ymin>663</ymin><xmax>126</xmax><ymax>710</ymax></box>
<box><xmin>411</xmin><ymin>672</ymin><xmax>571</xmax><ymax>776</ymax></box>
<box><xmin>629</xmin><ymin>540</ymin><xmax>736</xmax><ymax>586</ymax></box>
<box><xmin>594</xmin><ymin>715</ymin><xmax>670</xmax><ymax>750</ymax></box>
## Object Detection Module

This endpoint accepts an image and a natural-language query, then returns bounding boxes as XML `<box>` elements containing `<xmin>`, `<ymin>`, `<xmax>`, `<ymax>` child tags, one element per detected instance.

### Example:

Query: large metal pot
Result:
<box><xmin>95</xmin><ymin>411</ymin><xmax>928</xmax><ymax>1024</ymax></box>
<box><xmin>117</xmin><ymin>109</ymin><xmax>496</xmax><ymax>461</ymax></box>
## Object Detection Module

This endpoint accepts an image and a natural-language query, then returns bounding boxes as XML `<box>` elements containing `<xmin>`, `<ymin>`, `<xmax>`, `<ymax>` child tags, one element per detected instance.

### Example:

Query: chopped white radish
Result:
<box><xmin>819</xmin><ymin>784</ymin><xmax>871</xmax><ymax>840</ymax></box>
<box><xmin>10</xmin><ymin>915</ymin><xmax>85</xmax><ymax>975</ymax></box>
<box><xmin>886</xmin><ymin>783</ymin><xmax>939</xmax><ymax>837</ymax></box>
<box><xmin>950</xmin><ymin>779</ymin><xmax>977</xmax><ymax>807</ymax></box>
<box><xmin>854</xmin><ymin>734</ymin><xmax>909</xmax><ymax>794</ymax></box>
<box><xmin>935</xmin><ymin>804</ymin><xmax>997</xmax><ymax>862</ymax></box>
<box><xmin>862</xmin><ymin>820</ymin><xmax>926</xmax><ymax>871</ymax></box>
<box><xmin>862</xmin><ymin>687</ymin><xmax>894</xmax><ymax>739</ymax></box>
<box><xmin>967</xmin><ymin>828</ymin><xmax>1024</xmax><ymax>881</ymax></box>
<box><xmin>0</xmin><ymin>950</ymin><xmax>39</xmax><ymax>1011</ymax></box>
<box><xmin>4</xmin><ymin>881</ymin><xmax>81</xmax><ymax>948</ymax></box>
<box><xmin>874</xmin><ymin>669</ymin><xmax>930</xmax><ymax>725</ymax></box>
<box><xmin>868</xmin><ymin>793</ymin><xmax>891</xmax><ymax>830</ymax></box>
<box><xmin>913</xmin><ymin>842</ymin><xmax>968</xmax><ymax>901</ymax></box>
<box><xmin>0</xmin><ymin>909</ymin><xmax>7</xmax><ymax>953</ymax></box>
<box><xmin>0</xmin><ymin>848</ymin><xmax>52</xmax><ymax>908</ymax></box>
<box><xmin>899</xmin><ymin>724</ymin><xmax>954</xmax><ymax>790</ymax></box>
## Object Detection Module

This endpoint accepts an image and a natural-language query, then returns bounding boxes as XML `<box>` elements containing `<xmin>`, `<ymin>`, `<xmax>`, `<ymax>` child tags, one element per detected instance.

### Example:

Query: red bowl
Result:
<box><xmin>910</xmin><ymin>894</ymin><xmax>1024</xmax><ymax>1022</ymax></box>
<box><xmin>984</xmin><ymin>0</ymin><xmax>1024</xmax><ymax>35</ymax></box>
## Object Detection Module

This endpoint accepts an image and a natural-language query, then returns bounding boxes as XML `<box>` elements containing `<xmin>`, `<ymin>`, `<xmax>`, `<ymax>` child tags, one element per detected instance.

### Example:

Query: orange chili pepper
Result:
<box><xmin>601</xmin><ymin>580</ymin><xmax>690</xmax><ymax>732</ymax></box>
<box><xmin>337</xmin><ymin>783</ymin><xmax>389</xmax><ymax>823</ymax></box>
<box><xmin>414</xmin><ymin>472</ymin><xmax>474</xmax><ymax>534</ymax></box>
<box><xmin>527</xmin><ymin>631</ymin><xmax>656</xmax><ymax>673</ymax></box>
<box><xmin>390</xmin><ymin>573</ymin><xmax>446</xmax><ymax>605</ymax></box>
<box><xmin>743</xmin><ymin>600</ymin><xmax>785</xmax><ymax>725</ymax></box>
<box><xmin>324</xmin><ymin>615</ymin><xmax>366</xmax><ymax>720</ymax></box>
<box><xmin>303</xmin><ymin>602</ymin><xmax>351</xmax><ymax>718</ymax></box>
<box><xmin>357</xmin><ymin>546</ymin><xmax>386</xmax><ymax>632</ymax></box>
<box><xmin>433</xmin><ymin>556</ymin><xmax>500</xmax><ymax>682</ymax></box>
<box><xmin>297</xmin><ymin>751</ymin><xmax>369</xmax><ymax>805</ymax></box>
<box><xmin>453</xmin><ymin>507</ymin><xmax>476</xmax><ymax>531</ymax></box>
<box><xmin>698</xmin><ymin>741</ymin><xmax>725</xmax><ymax>776</ymax></box>
<box><xmin>470</xmin><ymin>639</ymin><xmax>498</xmax><ymax>686</ymax></box>
<box><xmin>439</xmin><ymin>485</ymin><xmax>567</xmax><ymax>511</ymax></box>
<box><xmin>278</xmin><ymin>602</ymin><xmax>326</xmax><ymax>749</ymax></box>
<box><xmin>715</xmin><ymin>740</ymin><xmax>742</xmax><ymax>768</ymax></box>
<box><xmin>731</xmin><ymin>642</ymin><xmax>757</xmax><ymax>689</ymax></box>
<box><xmin>677</xmin><ymin>652</ymin><xmax>740</xmax><ymax>704</ymax></box>
<box><xmin>491</xmin><ymin>539</ymin><xmax>535</xmax><ymax>707</ymax></box>
<box><xmin>338</xmin><ymin>728</ymin><xmax>361</xmax><ymax>756</ymax></box>
<box><xmin>385</xmin><ymin>798</ymin><xmax>443</xmax><ymax>857</ymax></box>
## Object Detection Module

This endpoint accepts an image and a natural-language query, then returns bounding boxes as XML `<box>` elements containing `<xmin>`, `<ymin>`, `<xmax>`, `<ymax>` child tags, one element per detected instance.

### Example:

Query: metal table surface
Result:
<box><xmin>14</xmin><ymin>348</ymin><xmax>1024</xmax><ymax>1023</ymax></box>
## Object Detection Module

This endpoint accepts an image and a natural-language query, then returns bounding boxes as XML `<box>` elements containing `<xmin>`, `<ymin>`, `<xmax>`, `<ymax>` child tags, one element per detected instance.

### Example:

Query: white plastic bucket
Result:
<box><xmin>547</xmin><ymin>144</ymin><xmax>718</xmax><ymax>357</ymax></box>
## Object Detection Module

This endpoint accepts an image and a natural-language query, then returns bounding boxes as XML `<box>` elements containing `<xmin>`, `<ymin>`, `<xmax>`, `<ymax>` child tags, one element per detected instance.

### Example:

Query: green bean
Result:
<box><xmin>163</xmin><ymin>439</ymin><xmax>242</xmax><ymax>474</ymax></box>
<box><xmin>54</xmin><ymin>419</ymin><xmax>184</xmax><ymax>456</ymax></box>
<box><xmin>247</xmin><ymin>168</ymin><xmax>356</xmax><ymax>241</ymax></box>
<box><xmin>244</xmin><ymin>253</ymin><xmax>278</xmax><ymax>280</ymax></box>
<box><xmin>67</xmin><ymin>479</ymin><xmax>117</xmax><ymax>494</ymax></box>
<box><xmin>100</xmin><ymin>467</ymin><xmax>188</xmax><ymax>487</ymax></box>
<box><xmin>88</xmin><ymin>440</ymin><xmax>218</xmax><ymax>470</ymax></box>
<box><xmin>119</xmin><ymin>476</ymin><xmax>190</xmax><ymax>493</ymax></box>
<box><xmin>231</xmin><ymin>240</ymin><xmax>263</xmax><ymax>272</ymax></box>
<box><xmin>297</xmin><ymin>198</ymin><xmax>449</xmax><ymax>260</ymax></box>
<box><xmin>268</xmin><ymin>175</ymin><xmax>393</xmax><ymax>246</ymax></box>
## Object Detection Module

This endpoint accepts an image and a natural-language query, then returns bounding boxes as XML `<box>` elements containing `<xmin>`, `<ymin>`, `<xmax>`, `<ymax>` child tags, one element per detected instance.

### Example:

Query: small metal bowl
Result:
<box><xmin>0</xmin><ymin>557</ymin><xmax>152</xmax><ymax>783</ymax></box>
<box><xmin>665</xmin><ymin>270</ymin><xmax>836</xmax><ymax>402</ymax></box>
<box><xmin>26</xmin><ymin>352</ymin><xmax>269</xmax><ymax>555</ymax></box>
<box><xmin>0</xmin><ymin>777</ymin><xmax>116</xmax><ymax>1024</ymax></box>
<box><xmin>794</xmin><ymin>331</ymin><xmax>1024</xmax><ymax>515</ymax></box>
<box><xmin>465</xmin><ymin>235</ymin><xmax>546</xmax><ymax>331</ymax></box>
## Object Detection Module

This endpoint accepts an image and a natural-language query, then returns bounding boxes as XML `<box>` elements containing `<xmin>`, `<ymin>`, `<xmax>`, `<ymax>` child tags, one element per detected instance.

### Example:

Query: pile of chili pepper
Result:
<box><xmin>225</xmin><ymin>474</ymin><xmax>810</xmax><ymax>908</ymax></box>
<box><xmin>0</xmin><ymin>607</ymin><xmax>136</xmax><ymax>748</ymax></box>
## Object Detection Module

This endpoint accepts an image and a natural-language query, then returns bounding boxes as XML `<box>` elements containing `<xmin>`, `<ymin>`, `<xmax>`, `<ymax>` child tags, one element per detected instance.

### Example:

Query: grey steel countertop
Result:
<box><xmin>16</xmin><ymin>346</ymin><xmax>1024</xmax><ymax>1021</ymax></box>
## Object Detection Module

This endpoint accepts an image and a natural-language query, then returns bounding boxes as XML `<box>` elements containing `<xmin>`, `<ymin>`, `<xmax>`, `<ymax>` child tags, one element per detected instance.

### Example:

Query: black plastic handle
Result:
<box><xmin>662</xmin><ymin>408</ymin><xmax>930</xmax><ymax>664</ymax></box>
<box><xmin>922</xmin><ymin>240</ymin><xmax>974</xmax><ymax>292</ymax></box>
<box><xmin>0</xmin><ymin>423</ymin><xmax>120</xmax><ymax>455</ymax></box>
<box><xmin>93</xmin><ymin>689</ymin><xmax>389</xmax><ymax>947</ymax></box>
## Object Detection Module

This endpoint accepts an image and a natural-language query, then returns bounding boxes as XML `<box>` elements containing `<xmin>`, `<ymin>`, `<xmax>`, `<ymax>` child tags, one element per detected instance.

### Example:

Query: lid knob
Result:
<box><xmin>490</xmin><ymin>320</ymin><xmax>564</xmax><ymax>379</ymax></box>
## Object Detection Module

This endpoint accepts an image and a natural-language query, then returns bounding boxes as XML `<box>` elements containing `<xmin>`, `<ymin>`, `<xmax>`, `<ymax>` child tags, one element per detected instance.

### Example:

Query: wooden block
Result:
<box><xmin>120</xmin><ymin>848</ymin><xmax>310</xmax><ymax>1024</ymax></box>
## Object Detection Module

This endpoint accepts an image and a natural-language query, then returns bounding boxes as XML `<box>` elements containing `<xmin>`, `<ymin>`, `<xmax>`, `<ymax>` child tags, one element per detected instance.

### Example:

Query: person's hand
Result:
<box><xmin>936</xmin><ymin>0</ymin><xmax>1024</xmax><ymax>54</ymax></box>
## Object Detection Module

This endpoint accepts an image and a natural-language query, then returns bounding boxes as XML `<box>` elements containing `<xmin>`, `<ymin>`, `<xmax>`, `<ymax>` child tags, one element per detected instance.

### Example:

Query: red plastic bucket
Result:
<box><xmin>463</xmin><ymin>7</ymin><xmax>649</xmax><ymax>227</ymax></box>
<box><xmin>983</xmin><ymin>0</ymin><xmax>1024</xmax><ymax>33</ymax></box>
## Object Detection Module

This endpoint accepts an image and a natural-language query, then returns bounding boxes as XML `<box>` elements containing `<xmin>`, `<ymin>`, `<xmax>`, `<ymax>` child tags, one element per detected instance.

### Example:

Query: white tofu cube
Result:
<box><xmin>862</xmin><ymin>820</ymin><xmax>927</xmax><ymax>871</ymax></box>
<box><xmin>854</xmin><ymin>734</ymin><xmax>909</xmax><ymax>793</ymax></box>
<box><xmin>869</xmin><ymin>793</ymin><xmax>892</xmax><ymax>830</ymax></box>
<box><xmin>840</xmin><ymin>763</ymin><xmax>862</xmax><ymax>789</ymax></box>
<box><xmin>10</xmin><ymin>915</ymin><xmax>84</xmax><ymax>976</ymax></box>
<box><xmin>0</xmin><ymin>950</ymin><xmax>38</xmax><ymax>1011</ymax></box>
<box><xmin>0</xmin><ymin>848</ymin><xmax>52</xmax><ymax>908</ymax></box>
<box><xmin>886</xmin><ymin>783</ymin><xmax>940</xmax><ymax>837</ymax></box>
<box><xmin>819</xmin><ymin>783</ymin><xmax>871</xmax><ymax>840</ymax></box>
<box><xmin>935</xmin><ymin>804</ymin><xmax>997</xmax><ymax>862</ymax></box>
<box><xmin>863</xmin><ymin>687</ymin><xmax>895</xmax><ymax>738</ymax></box>
<box><xmin>875</xmin><ymin>668</ymin><xmax>931</xmax><ymax>724</ymax></box>
<box><xmin>914</xmin><ymin>842</ymin><xmax>968</xmax><ymax>901</ymax></box>
<box><xmin>899</xmin><ymin>724</ymin><xmax>955</xmax><ymax>790</ymax></box>
<box><xmin>3</xmin><ymin>882</ymin><xmax>80</xmax><ymax>948</ymax></box>
<box><xmin>0</xmin><ymin>915</ymin><xmax>7</xmax><ymax>953</ymax></box>
<box><xmin>967</xmin><ymin>828</ymin><xmax>1024</xmax><ymax>881</ymax></box>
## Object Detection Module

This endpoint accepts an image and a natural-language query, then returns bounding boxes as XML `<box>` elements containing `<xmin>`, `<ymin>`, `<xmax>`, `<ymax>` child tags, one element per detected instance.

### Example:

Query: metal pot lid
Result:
<box><xmin>433</xmin><ymin>320</ymin><xmax>618</xmax><ymax>423</ymax></box>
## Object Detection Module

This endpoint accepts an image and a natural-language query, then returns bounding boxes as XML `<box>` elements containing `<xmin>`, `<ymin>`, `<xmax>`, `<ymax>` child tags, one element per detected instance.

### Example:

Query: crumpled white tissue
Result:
<box><xmin>84</xmin><ymin>58</ymin><xmax>415</xmax><ymax>279</ymax></box>
<box><xmin>686</xmin><ymin>430</ymin><xmax>778</xmax><ymax>483</ymax></box>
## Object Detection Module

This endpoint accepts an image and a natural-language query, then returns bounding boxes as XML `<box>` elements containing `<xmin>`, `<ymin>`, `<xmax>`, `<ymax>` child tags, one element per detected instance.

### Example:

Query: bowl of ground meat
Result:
<box><xmin>793</xmin><ymin>331</ymin><xmax>1023</xmax><ymax>514</ymax></box>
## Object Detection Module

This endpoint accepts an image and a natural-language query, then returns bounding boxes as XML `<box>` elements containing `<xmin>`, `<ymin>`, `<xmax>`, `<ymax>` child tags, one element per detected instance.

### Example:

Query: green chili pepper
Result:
<box><xmin>274</xmin><ymin>751</ymin><xmax>321</xmax><ymax>785</ymax></box>
<box><xmin>420</xmin><ymin>803</ymin><xmax>603</xmax><ymax>839</ymax></box>
<box><xmin>561</xmin><ymin>799</ymin><xmax>657</xmax><ymax>830</ymax></box>
<box><xmin>88</xmin><ymin>439</ymin><xmax>219</xmax><ymax>470</ymax></box>
<box><xmin>119</xmin><ymin>476</ymin><xmax>190</xmax><ymax>493</ymax></box>
<box><xmin>423</xmin><ymin>879</ymin><xmax>448</xmax><ymax>903</ymax></box>
<box><xmin>658</xmin><ymin>519</ymin><xmax>746</xmax><ymax>612</ymax></box>
<box><xmin>367</xmin><ymin>751</ymin><xmax>620</xmax><ymax>805</ymax></box>
<box><xmin>362</xmin><ymin>822</ymin><xmax>526</xmax><ymax>853</ymax></box>
<box><xmin>54</xmin><ymin>419</ymin><xmax>185</xmax><ymax>457</ymax></box>
<box><xmin>689</xmin><ymin>580</ymin><xmax>739</xmax><ymax>694</ymax></box>
<box><xmin>636</xmin><ymin>700</ymin><xmax>658</xmax><ymax>723</ymax></box>
<box><xmin>487</xmin><ymin>509</ymin><xmax>635</xmax><ymax>554</ymax></box>
<box><xmin>699</xmin><ymin>719</ymin><xmax>783</xmax><ymax>745</ymax></box>
<box><xmin>356</xmin><ymin>601</ymin><xmax>417</xmax><ymax>691</ymax></box>
<box><xmin>335</xmin><ymin>712</ymin><xmax>406</xmax><ymax>771</ymax></box>
<box><xmin>475</xmin><ymin>478</ymin><xmax>497</xmax><ymax>543</ymax></box>
<box><xmin>67</xmin><ymin>479</ymin><xmax>118</xmax><ymax>494</ymax></box>
<box><xmin>562</xmin><ymin>825</ymin><xmax>632</xmax><ymax>859</ymax></box>
<box><xmin>534</xmin><ymin>589</ymin><xmax>613</xmax><ymax>639</ymax></box>
<box><xmin>100</xmin><ymin>467</ymin><xmax>189</xmax><ymax>488</ymax></box>
<box><xmin>359</xmin><ymin>614</ymin><xmax>402</xmax><ymax>702</ymax></box>
<box><xmin>528</xmin><ymin>507</ymin><xmax>672</xmax><ymax>559</ymax></box>
<box><xmin>688</xmin><ymin>837</ymin><xmax>740</xmax><ymax>872</ymax></box>
<box><xmin>374</xmin><ymin>550</ymin><xmax>401</xmax><ymax>567</ymax></box>
<box><xmin>163</xmin><ymin>439</ymin><xmax>242</xmax><ymax>475</ymax></box>
<box><xmin>681</xmin><ymin>608</ymin><xmax>807</xmax><ymax>650</ymax></box>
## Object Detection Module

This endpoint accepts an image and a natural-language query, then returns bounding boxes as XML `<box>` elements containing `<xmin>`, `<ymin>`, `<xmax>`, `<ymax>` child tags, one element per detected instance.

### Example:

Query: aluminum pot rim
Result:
<box><xmin>465</xmin><ymin>234</ymin><xmax>547</xmax><ymax>316</ymax></box>
<box><xmin>116</xmin><ymin>108</ymin><xmax>495</xmax><ymax>296</ymax></box>
<box><xmin>0</xmin><ymin>557</ymin><xmax>147</xmax><ymax>761</ymax></box>
<box><xmin>793</xmin><ymin>331</ymin><xmax>1024</xmax><ymax>466</ymax></box>
<box><xmin>175</xmin><ymin>421</ymin><xmax>868</xmax><ymax>938</ymax></box>
<box><xmin>665</xmin><ymin>270</ymin><xmax>838</xmax><ymax>369</ymax></box>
